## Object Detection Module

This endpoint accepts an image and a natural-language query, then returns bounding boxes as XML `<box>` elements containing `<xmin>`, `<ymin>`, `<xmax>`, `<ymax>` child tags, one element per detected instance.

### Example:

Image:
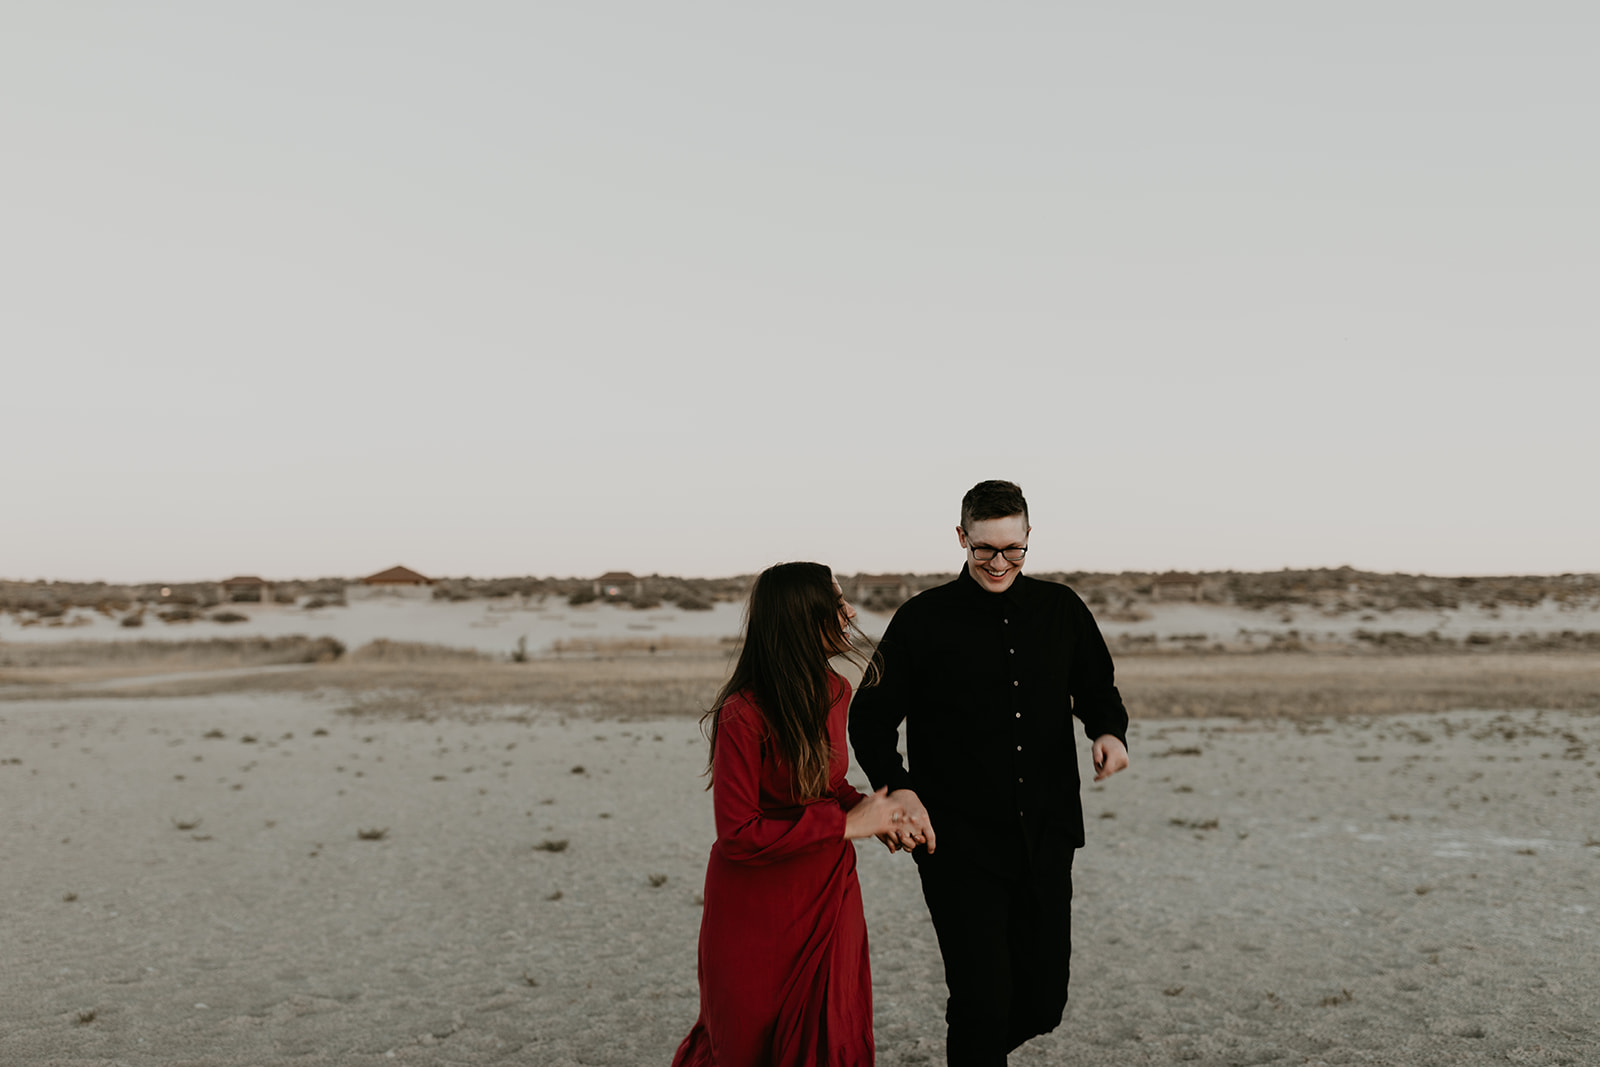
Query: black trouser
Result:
<box><xmin>916</xmin><ymin>843</ymin><xmax>1074</xmax><ymax>1067</ymax></box>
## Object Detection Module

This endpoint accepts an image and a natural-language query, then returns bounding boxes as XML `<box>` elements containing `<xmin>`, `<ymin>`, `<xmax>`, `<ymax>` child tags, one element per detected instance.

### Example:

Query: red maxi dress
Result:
<box><xmin>672</xmin><ymin>674</ymin><xmax>873</xmax><ymax>1066</ymax></box>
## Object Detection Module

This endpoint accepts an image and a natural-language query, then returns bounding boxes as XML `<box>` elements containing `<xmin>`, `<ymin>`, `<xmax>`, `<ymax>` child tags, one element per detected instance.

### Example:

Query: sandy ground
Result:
<box><xmin>4</xmin><ymin>683</ymin><xmax>1598</xmax><ymax>1066</ymax></box>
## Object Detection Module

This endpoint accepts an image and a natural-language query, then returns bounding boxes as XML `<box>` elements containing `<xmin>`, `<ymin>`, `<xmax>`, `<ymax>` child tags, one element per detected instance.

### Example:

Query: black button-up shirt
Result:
<box><xmin>849</xmin><ymin>567</ymin><xmax>1129</xmax><ymax>870</ymax></box>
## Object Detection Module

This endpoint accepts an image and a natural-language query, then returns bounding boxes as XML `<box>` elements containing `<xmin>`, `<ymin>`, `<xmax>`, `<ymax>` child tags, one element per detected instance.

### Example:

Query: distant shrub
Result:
<box><xmin>120</xmin><ymin>613</ymin><xmax>145</xmax><ymax>628</ymax></box>
<box><xmin>211</xmin><ymin>611</ymin><xmax>249</xmax><ymax>624</ymax></box>
<box><xmin>567</xmin><ymin>589</ymin><xmax>597</xmax><ymax>606</ymax></box>
<box><xmin>630</xmin><ymin>595</ymin><xmax>663</xmax><ymax>610</ymax></box>
<box><xmin>673</xmin><ymin>594</ymin><xmax>713</xmax><ymax>612</ymax></box>
<box><xmin>159</xmin><ymin>608</ymin><xmax>200</xmax><ymax>623</ymax></box>
<box><xmin>307</xmin><ymin>637</ymin><xmax>346</xmax><ymax>661</ymax></box>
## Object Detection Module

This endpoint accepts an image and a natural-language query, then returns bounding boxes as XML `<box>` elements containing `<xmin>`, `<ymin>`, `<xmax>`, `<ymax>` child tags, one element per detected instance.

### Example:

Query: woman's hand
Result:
<box><xmin>844</xmin><ymin>787</ymin><xmax>906</xmax><ymax>841</ymax></box>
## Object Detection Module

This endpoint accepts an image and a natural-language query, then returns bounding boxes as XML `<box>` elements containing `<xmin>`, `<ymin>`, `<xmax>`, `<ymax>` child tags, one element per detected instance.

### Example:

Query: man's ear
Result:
<box><xmin>955</xmin><ymin>525</ymin><xmax>968</xmax><ymax>548</ymax></box>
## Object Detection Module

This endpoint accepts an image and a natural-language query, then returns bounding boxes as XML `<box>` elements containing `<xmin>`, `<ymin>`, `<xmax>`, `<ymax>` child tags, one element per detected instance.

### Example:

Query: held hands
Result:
<box><xmin>875</xmin><ymin>788</ymin><xmax>935</xmax><ymax>855</ymax></box>
<box><xmin>1092</xmin><ymin>735</ymin><xmax>1130</xmax><ymax>782</ymax></box>
<box><xmin>844</xmin><ymin>787</ymin><xmax>906</xmax><ymax>841</ymax></box>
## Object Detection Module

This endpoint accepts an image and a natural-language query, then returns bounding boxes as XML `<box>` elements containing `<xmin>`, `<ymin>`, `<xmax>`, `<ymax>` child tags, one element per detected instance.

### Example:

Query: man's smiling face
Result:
<box><xmin>957</xmin><ymin>514</ymin><xmax>1030</xmax><ymax>594</ymax></box>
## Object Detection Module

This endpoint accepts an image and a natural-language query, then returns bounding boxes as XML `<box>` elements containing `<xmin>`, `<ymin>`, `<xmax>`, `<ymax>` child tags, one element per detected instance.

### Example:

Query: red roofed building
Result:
<box><xmin>362</xmin><ymin>565</ymin><xmax>433</xmax><ymax>586</ymax></box>
<box><xmin>349</xmin><ymin>565</ymin><xmax>434</xmax><ymax>600</ymax></box>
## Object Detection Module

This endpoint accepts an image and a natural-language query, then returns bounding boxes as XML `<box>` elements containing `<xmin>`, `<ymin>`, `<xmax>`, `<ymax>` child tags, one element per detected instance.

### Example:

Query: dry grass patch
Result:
<box><xmin>26</xmin><ymin>649</ymin><xmax>736</xmax><ymax>719</ymax></box>
<box><xmin>1119</xmin><ymin>652</ymin><xmax>1600</xmax><ymax>719</ymax></box>
<box><xmin>0</xmin><ymin>636</ymin><xmax>346</xmax><ymax>693</ymax></box>
<box><xmin>346</xmin><ymin>639</ymin><xmax>489</xmax><ymax>664</ymax></box>
<box><xmin>548</xmin><ymin>635</ymin><xmax>735</xmax><ymax>656</ymax></box>
<box><xmin>9</xmin><ymin>640</ymin><xmax>1598</xmax><ymax>724</ymax></box>
<box><xmin>0</xmin><ymin>636</ymin><xmax>345</xmax><ymax>670</ymax></box>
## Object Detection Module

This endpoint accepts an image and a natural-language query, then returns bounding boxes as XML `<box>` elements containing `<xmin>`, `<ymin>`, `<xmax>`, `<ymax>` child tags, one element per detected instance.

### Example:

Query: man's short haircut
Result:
<box><xmin>961</xmin><ymin>480</ymin><xmax>1029</xmax><ymax>530</ymax></box>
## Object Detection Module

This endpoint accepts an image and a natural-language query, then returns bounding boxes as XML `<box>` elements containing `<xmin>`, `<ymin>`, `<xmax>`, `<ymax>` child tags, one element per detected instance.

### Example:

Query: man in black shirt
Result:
<box><xmin>849</xmin><ymin>479</ymin><xmax>1130</xmax><ymax>1066</ymax></box>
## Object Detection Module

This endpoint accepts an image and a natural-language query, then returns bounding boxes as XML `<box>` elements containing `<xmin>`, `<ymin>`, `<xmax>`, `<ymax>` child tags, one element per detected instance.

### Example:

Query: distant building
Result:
<box><xmin>593</xmin><ymin>571</ymin><xmax>643</xmax><ymax>599</ymax></box>
<box><xmin>854</xmin><ymin>574</ymin><xmax>911</xmax><ymax>608</ymax></box>
<box><xmin>218</xmin><ymin>575</ymin><xmax>273</xmax><ymax>604</ymax></box>
<box><xmin>1151</xmin><ymin>572</ymin><xmax>1204</xmax><ymax>602</ymax></box>
<box><xmin>348</xmin><ymin>565</ymin><xmax>434</xmax><ymax>601</ymax></box>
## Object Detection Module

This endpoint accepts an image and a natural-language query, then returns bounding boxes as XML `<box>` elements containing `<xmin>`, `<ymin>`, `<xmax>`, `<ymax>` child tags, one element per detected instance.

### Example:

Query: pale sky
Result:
<box><xmin>4</xmin><ymin>4</ymin><xmax>1596</xmax><ymax>583</ymax></box>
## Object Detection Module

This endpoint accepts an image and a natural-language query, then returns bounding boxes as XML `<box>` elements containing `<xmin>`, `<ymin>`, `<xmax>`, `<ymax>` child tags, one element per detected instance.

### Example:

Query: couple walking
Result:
<box><xmin>671</xmin><ymin>480</ymin><xmax>1131</xmax><ymax>1067</ymax></box>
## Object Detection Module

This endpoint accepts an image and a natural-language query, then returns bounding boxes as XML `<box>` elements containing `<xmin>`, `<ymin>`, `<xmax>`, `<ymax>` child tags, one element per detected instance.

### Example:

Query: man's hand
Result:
<box><xmin>1092</xmin><ymin>735</ymin><xmax>1129</xmax><ymax>782</ymax></box>
<box><xmin>879</xmin><ymin>788</ymin><xmax>935</xmax><ymax>854</ymax></box>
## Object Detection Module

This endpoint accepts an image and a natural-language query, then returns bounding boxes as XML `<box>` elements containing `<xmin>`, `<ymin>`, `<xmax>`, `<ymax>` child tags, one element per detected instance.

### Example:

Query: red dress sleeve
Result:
<box><xmin>712</xmin><ymin>693</ymin><xmax>848</xmax><ymax>865</ymax></box>
<box><xmin>829</xmin><ymin>675</ymin><xmax>867</xmax><ymax>816</ymax></box>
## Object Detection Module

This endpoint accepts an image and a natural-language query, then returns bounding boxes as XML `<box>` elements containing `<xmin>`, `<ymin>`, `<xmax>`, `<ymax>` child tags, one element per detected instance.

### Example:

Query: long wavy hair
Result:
<box><xmin>702</xmin><ymin>562</ymin><xmax>878</xmax><ymax>801</ymax></box>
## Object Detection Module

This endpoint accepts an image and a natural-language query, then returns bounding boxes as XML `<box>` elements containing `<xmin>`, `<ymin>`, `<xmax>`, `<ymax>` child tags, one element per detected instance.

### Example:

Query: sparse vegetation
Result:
<box><xmin>345</xmin><ymin>639</ymin><xmax>487</xmax><ymax>664</ymax></box>
<box><xmin>0</xmin><ymin>636</ymin><xmax>345</xmax><ymax>672</ymax></box>
<box><xmin>9</xmin><ymin>569</ymin><xmax>1592</xmax><ymax>620</ymax></box>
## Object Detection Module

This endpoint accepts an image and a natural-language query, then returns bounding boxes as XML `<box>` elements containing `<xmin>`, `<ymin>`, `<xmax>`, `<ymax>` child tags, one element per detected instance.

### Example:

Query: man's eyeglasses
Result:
<box><xmin>963</xmin><ymin>534</ymin><xmax>1028</xmax><ymax>563</ymax></box>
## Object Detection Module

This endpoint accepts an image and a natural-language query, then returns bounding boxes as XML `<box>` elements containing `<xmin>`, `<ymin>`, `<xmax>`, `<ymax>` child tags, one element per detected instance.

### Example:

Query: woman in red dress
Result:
<box><xmin>672</xmin><ymin>562</ymin><xmax>906</xmax><ymax>1067</ymax></box>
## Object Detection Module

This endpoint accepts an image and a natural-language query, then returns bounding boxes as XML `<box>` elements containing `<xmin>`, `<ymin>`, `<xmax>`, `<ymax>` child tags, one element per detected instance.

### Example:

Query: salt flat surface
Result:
<box><xmin>2</xmin><ymin>695</ymin><xmax>1596</xmax><ymax>1065</ymax></box>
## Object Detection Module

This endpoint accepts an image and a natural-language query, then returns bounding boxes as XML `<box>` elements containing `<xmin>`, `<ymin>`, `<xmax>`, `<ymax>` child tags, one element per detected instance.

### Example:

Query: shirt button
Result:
<box><xmin>1009</xmin><ymin>648</ymin><xmax>1015</xmax><ymax>654</ymax></box>
<box><xmin>1012</xmin><ymin>680</ymin><xmax>1019</xmax><ymax>687</ymax></box>
<box><xmin>1015</xmin><ymin>712</ymin><xmax>1021</xmax><ymax>718</ymax></box>
<box><xmin>1003</xmin><ymin>618</ymin><xmax>1009</xmax><ymax>624</ymax></box>
<box><xmin>1016</xmin><ymin>745</ymin><xmax>1022</xmax><ymax>751</ymax></box>
<box><xmin>1017</xmin><ymin>777</ymin><xmax>1023</xmax><ymax>783</ymax></box>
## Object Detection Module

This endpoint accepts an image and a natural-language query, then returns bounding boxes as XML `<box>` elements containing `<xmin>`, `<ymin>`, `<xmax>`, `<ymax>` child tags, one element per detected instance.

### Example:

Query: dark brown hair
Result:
<box><xmin>702</xmin><ymin>562</ymin><xmax>876</xmax><ymax>800</ymax></box>
<box><xmin>961</xmin><ymin>479</ymin><xmax>1029</xmax><ymax>529</ymax></box>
